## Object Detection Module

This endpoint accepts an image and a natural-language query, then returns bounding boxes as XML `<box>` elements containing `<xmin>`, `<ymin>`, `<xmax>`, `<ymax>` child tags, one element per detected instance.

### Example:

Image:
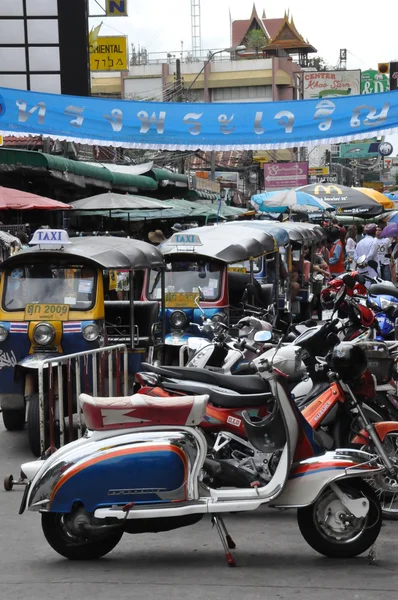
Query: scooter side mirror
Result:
<box><xmin>357</xmin><ymin>254</ymin><xmax>367</xmax><ymax>268</ymax></box>
<box><xmin>254</xmin><ymin>331</ymin><xmax>273</xmax><ymax>343</ymax></box>
<box><xmin>355</xmin><ymin>274</ymin><xmax>366</xmax><ymax>285</ymax></box>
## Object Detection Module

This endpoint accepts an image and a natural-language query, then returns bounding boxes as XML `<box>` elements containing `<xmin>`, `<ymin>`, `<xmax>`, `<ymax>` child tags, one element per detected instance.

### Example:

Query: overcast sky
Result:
<box><xmin>89</xmin><ymin>0</ymin><xmax>398</xmax><ymax>150</ymax></box>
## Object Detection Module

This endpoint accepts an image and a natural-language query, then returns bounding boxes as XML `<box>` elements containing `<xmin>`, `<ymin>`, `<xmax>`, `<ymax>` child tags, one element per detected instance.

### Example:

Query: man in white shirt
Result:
<box><xmin>354</xmin><ymin>223</ymin><xmax>379</xmax><ymax>284</ymax></box>
<box><xmin>376</xmin><ymin>225</ymin><xmax>392</xmax><ymax>281</ymax></box>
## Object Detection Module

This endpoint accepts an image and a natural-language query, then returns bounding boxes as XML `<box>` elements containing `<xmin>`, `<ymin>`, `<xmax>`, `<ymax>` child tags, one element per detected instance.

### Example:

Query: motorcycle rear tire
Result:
<box><xmin>297</xmin><ymin>478</ymin><xmax>381</xmax><ymax>558</ymax></box>
<box><xmin>42</xmin><ymin>513</ymin><xmax>123</xmax><ymax>560</ymax></box>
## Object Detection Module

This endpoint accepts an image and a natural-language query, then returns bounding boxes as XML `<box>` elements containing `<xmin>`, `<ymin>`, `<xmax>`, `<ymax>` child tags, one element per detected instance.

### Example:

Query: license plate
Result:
<box><xmin>165</xmin><ymin>292</ymin><xmax>197</xmax><ymax>308</ymax></box>
<box><xmin>24</xmin><ymin>304</ymin><xmax>70</xmax><ymax>321</ymax></box>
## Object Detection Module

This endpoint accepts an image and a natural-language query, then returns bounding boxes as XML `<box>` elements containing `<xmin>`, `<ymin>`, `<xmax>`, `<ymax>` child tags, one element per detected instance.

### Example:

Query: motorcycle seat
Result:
<box><xmin>80</xmin><ymin>393</ymin><xmax>209</xmax><ymax>431</ymax></box>
<box><xmin>142</xmin><ymin>363</ymin><xmax>268</xmax><ymax>395</ymax></box>
<box><xmin>368</xmin><ymin>284</ymin><xmax>398</xmax><ymax>300</ymax></box>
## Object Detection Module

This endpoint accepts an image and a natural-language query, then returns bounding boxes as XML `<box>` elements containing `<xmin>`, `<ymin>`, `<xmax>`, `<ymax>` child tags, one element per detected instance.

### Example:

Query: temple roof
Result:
<box><xmin>232</xmin><ymin>5</ymin><xmax>316</xmax><ymax>54</ymax></box>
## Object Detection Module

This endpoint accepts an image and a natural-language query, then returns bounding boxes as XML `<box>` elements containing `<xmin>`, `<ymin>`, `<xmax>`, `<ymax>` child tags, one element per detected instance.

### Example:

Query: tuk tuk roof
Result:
<box><xmin>223</xmin><ymin>221</ymin><xmax>290</xmax><ymax>247</ymax></box>
<box><xmin>162</xmin><ymin>225</ymin><xmax>276</xmax><ymax>264</ymax></box>
<box><xmin>291</xmin><ymin>222</ymin><xmax>326</xmax><ymax>243</ymax></box>
<box><xmin>273</xmin><ymin>222</ymin><xmax>314</xmax><ymax>245</ymax></box>
<box><xmin>1</xmin><ymin>236</ymin><xmax>165</xmax><ymax>270</ymax></box>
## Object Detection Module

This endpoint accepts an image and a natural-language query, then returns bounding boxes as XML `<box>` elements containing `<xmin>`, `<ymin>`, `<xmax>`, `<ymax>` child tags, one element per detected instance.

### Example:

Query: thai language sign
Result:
<box><xmin>0</xmin><ymin>86</ymin><xmax>397</xmax><ymax>150</ymax></box>
<box><xmin>264</xmin><ymin>162</ymin><xmax>308</xmax><ymax>188</ymax></box>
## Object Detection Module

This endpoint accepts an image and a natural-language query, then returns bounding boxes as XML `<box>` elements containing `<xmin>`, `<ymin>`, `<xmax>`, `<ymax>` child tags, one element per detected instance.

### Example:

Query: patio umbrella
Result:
<box><xmin>354</xmin><ymin>188</ymin><xmax>394</xmax><ymax>210</ymax></box>
<box><xmin>382</xmin><ymin>222</ymin><xmax>398</xmax><ymax>238</ymax></box>
<box><xmin>70</xmin><ymin>193</ymin><xmax>172</xmax><ymax>211</ymax></box>
<box><xmin>383</xmin><ymin>211</ymin><xmax>398</xmax><ymax>224</ymax></box>
<box><xmin>298</xmin><ymin>184</ymin><xmax>383</xmax><ymax>218</ymax></box>
<box><xmin>0</xmin><ymin>186</ymin><xmax>71</xmax><ymax>210</ymax></box>
<box><xmin>251</xmin><ymin>189</ymin><xmax>334</xmax><ymax>213</ymax></box>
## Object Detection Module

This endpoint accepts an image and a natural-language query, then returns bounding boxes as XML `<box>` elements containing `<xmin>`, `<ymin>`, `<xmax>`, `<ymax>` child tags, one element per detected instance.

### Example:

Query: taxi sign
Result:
<box><xmin>167</xmin><ymin>234</ymin><xmax>203</xmax><ymax>246</ymax></box>
<box><xmin>29</xmin><ymin>229</ymin><xmax>71</xmax><ymax>249</ymax></box>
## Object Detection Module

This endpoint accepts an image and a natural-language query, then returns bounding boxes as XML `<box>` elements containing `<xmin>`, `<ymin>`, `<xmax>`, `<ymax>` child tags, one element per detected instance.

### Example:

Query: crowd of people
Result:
<box><xmin>319</xmin><ymin>219</ymin><xmax>397</xmax><ymax>283</ymax></box>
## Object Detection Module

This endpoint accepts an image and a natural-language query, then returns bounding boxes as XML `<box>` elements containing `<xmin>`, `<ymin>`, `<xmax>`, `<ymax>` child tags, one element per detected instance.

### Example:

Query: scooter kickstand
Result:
<box><xmin>212</xmin><ymin>515</ymin><xmax>237</xmax><ymax>567</ymax></box>
<box><xmin>218</xmin><ymin>515</ymin><xmax>236</xmax><ymax>549</ymax></box>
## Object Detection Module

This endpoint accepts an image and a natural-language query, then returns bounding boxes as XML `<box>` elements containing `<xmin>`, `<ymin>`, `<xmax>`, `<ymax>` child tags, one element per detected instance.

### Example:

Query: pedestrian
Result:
<box><xmin>345</xmin><ymin>225</ymin><xmax>357</xmax><ymax>272</ymax></box>
<box><xmin>376</xmin><ymin>225</ymin><xmax>392</xmax><ymax>281</ymax></box>
<box><xmin>354</xmin><ymin>223</ymin><xmax>378</xmax><ymax>282</ymax></box>
<box><xmin>327</xmin><ymin>227</ymin><xmax>345</xmax><ymax>276</ymax></box>
<box><xmin>16</xmin><ymin>231</ymin><xmax>29</xmax><ymax>250</ymax></box>
<box><xmin>356</xmin><ymin>224</ymin><xmax>365</xmax><ymax>242</ymax></box>
<box><xmin>148</xmin><ymin>230</ymin><xmax>166</xmax><ymax>246</ymax></box>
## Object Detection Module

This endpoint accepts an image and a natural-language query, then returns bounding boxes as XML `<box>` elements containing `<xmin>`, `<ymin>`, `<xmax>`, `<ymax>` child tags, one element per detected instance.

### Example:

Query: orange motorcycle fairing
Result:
<box><xmin>301</xmin><ymin>382</ymin><xmax>344</xmax><ymax>429</ymax></box>
<box><xmin>351</xmin><ymin>422</ymin><xmax>398</xmax><ymax>445</ymax></box>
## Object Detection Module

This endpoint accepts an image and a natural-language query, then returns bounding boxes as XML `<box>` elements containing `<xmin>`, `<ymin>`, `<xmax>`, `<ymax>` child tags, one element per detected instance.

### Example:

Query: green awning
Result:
<box><xmin>0</xmin><ymin>148</ymin><xmax>158</xmax><ymax>193</ymax></box>
<box><xmin>187</xmin><ymin>190</ymin><xmax>220</xmax><ymax>201</ymax></box>
<box><xmin>151</xmin><ymin>168</ymin><xmax>188</xmax><ymax>187</ymax></box>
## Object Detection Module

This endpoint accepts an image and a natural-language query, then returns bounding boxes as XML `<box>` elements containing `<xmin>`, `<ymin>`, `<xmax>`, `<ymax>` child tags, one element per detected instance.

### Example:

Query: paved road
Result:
<box><xmin>1</xmin><ymin>423</ymin><xmax>398</xmax><ymax>600</ymax></box>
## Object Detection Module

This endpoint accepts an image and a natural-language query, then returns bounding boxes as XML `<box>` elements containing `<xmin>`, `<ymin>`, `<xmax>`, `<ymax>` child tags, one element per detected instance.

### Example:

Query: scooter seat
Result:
<box><xmin>142</xmin><ymin>363</ymin><xmax>267</xmax><ymax>395</ymax></box>
<box><xmin>80</xmin><ymin>393</ymin><xmax>209</xmax><ymax>431</ymax></box>
<box><xmin>368</xmin><ymin>284</ymin><xmax>398</xmax><ymax>300</ymax></box>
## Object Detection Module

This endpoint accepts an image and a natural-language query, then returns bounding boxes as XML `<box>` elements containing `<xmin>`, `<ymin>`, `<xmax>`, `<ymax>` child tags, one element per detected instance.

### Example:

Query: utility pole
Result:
<box><xmin>175</xmin><ymin>59</ymin><xmax>185</xmax><ymax>174</ymax></box>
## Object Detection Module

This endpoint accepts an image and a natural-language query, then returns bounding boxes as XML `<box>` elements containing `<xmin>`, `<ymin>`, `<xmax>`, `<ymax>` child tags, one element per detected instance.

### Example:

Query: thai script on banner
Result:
<box><xmin>0</xmin><ymin>87</ymin><xmax>397</xmax><ymax>150</ymax></box>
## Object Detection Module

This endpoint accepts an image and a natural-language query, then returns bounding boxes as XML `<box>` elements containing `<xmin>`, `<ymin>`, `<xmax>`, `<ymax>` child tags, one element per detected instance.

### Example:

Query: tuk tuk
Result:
<box><xmin>143</xmin><ymin>225</ymin><xmax>277</xmax><ymax>364</ymax></box>
<box><xmin>0</xmin><ymin>229</ymin><xmax>165</xmax><ymax>454</ymax></box>
<box><xmin>274</xmin><ymin>223</ymin><xmax>318</xmax><ymax>321</ymax></box>
<box><xmin>223</xmin><ymin>221</ymin><xmax>291</xmax><ymax>309</ymax></box>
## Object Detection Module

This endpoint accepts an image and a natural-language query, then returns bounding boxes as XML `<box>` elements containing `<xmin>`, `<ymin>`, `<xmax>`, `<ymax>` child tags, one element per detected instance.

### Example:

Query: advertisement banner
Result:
<box><xmin>363</xmin><ymin>181</ymin><xmax>384</xmax><ymax>192</ymax></box>
<box><xmin>1</xmin><ymin>87</ymin><xmax>398</xmax><ymax>150</ymax></box>
<box><xmin>390</xmin><ymin>62</ymin><xmax>398</xmax><ymax>92</ymax></box>
<box><xmin>264</xmin><ymin>162</ymin><xmax>308</xmax><ymax>188</ymax></box>
<box><xmin>106</xmin><ymin>0</ymin><xmax>128</xmax><ymax>16</ymax></box>
<box><xmin>303</xmin><ymin>70</ymin><xmax>361</xmax><ymax>99</ymax></box>
<box><xmin>361</xmin><ymin>69</ymin><xmax>390</xmax><ymax>94</ymax></box>
<box><xmin>339</xmin><ymin>141</ymin><xmax>380</xmax><ymax>159</ymax></box>
<box><xmin>309</xmin><ymin>167</ymin><xmax>330</xmax><ymax>176</ymax></box>
<box><xmin>90</xmin><ymin>36</ymin><xmax>128</xmax><ymax>72</ymax></box>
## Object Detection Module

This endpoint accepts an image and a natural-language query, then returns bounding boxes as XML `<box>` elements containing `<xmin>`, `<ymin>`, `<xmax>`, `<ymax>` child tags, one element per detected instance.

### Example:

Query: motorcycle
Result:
<box><xmin>18</xmin><ymin>345</ymin><xmax>383</xmax><ymax>565</ymax></box>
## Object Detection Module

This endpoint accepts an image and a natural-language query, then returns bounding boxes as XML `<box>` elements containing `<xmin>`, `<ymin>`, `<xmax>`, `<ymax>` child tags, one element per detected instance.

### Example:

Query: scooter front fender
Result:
<box><xmin>351</xmin><ymin>422</ymin><xmax>398</xmax><ymax>445</ymax></box>
<box><xmin>270</xmin><ymin>449</ymin><xmax>383</xmax><ymax>509</ymax></box>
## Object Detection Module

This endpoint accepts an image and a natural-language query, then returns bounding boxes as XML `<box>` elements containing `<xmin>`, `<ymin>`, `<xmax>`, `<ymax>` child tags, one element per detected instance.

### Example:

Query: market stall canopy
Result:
<box><xmin>70</xmin><ymin>193</ymin><xmax>172</xmax><ymax>211</ymax></box>
<box><xmin>297</xmin><ymin>184</ymin><xmax>384</xmax><ymax>218</ymax></box>
<box><xmin>162</xmin><ymin>225</ymin><xmax>277</xmax><ymax>263</ymax></box>
<box><xmin>0</xmin><ymin>186</ymin><xmax>71</xmax><ymax>210</ymax></box>
<box><xmin>251</xmin><ymin>189</ymin><xmax>334</xmax><ymax>213</ymax></box>
<box><xmin>353</xmin><ymin>188</ymin><xmax>394</xmax><ymax>210</ymax></box>
<box><xmin>1</xmin><ymin>236</ymin><xmax>164</xmax><ymax>270</ymax></box>
<box><xmin>1</xmin><ymin>87</ymin><xmax>398</xmax><ymax>150</ymax></box>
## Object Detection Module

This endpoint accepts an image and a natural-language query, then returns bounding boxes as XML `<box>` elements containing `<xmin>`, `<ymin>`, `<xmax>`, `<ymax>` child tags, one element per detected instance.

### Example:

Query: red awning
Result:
<box><xmin>0</xmin><ymin>186</ymin><xmax>71</xmax><ymax>210</ymax></box>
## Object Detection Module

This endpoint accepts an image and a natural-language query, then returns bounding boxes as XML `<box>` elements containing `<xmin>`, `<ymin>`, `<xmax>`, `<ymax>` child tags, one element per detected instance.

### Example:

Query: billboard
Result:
<box><xmin>106</xmin><ymin>0</ymin><xmax>128</xmax><ymax>16</ymax></box>
<box><xmin>90</xmin><ymin>36</ymin><xmax>128</xmax><ymax>72</ymax></box>
<box><xmin>361</xmin><ymin>69</ymin><xmax>389</xmax><ymax>94</ymax></box>
<box><xmin>303</xmin><ymin>70</ymin><xmax>361</xmax><ymax>99</ymax></box>
<box><xmin>339</xmin><ymin>142</ymin><xmax>380</xmax><ymax>159</ymax></box>
<box><xmin>264</xmin><ymin>162</ymin><xmax>308</xmax><ymax>189</ymax></box>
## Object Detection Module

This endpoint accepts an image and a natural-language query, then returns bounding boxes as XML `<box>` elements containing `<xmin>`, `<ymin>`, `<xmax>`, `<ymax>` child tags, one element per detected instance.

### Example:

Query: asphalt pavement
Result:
<box><xmin>1</xmin><ymin>422</ymin><xmax>397</xmax><ymax>600</ymax></box>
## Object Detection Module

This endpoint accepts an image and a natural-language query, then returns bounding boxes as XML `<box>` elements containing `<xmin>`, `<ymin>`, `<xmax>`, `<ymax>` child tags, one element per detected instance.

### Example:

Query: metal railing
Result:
<box><xmin>38</xmin><ymin>345</ymin><xmax>128</xmax><ymax>457</ymax></box>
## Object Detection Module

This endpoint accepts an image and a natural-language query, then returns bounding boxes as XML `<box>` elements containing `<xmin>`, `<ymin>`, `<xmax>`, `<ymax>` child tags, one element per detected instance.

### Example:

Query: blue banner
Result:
<box><xmin>0</xmin><ymin>87</ymin><xmax>397</xmax><ymax>150</ymax></box>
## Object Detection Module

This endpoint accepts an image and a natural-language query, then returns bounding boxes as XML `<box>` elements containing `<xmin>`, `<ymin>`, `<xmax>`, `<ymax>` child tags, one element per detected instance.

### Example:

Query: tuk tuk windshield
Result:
<box><xmin>3</xmin><ymin>265</ymin><xmax>97</xmax><ymax>311</ymax></box>
<box><xmin>148</xmin><ymin>261</ymin><xmax>222</xmax><ymax>301</ymax></box>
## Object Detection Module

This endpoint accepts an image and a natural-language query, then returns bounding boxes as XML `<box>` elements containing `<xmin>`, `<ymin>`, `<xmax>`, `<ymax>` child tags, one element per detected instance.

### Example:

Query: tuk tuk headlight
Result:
<box><xmin>33</xmin><ymin>323</ymin><xmax>55</xmax><ymax>346</ymax></box>
<box><xmin>170</xmin><ymin>310</ymin><xmax>188</xmax><ymax>330</ymax></box>
<box><xmin>0</xmin><ymin>325</ymin><xmax>8</xmax><ymax>342</ymax></box>
<box><xmin>83</xmin><ymin>323</ymin><xmax>100</xmax><ymax>342</ymax></box>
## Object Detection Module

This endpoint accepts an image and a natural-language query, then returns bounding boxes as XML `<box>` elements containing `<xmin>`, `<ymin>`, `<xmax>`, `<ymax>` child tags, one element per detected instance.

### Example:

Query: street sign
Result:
<box><xmin>90</xmin><ymin>36</ymin><xmax>128</xmax><ymax>72</ymax></box>
<box><xmin>310</xmin><ymin>175</ymin><xmax>337</xmax><ymax>184</ymax></box>
<box><xmin>309</xmin><ymin>167</ymin><xmax>330</xmax><ymax>176</ymax></box>
<box><xmin>106</xmin><ymin>0</ymin><xmax>128</xmax><ymax>16</ymax></box>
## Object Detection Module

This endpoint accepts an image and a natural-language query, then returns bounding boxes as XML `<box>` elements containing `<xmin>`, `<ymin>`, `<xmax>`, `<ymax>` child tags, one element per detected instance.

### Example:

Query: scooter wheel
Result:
<box><xmin>297</xmin><ymin>478</ymin><xmax>382</xmax><ymax>558</ymax></box>
<box><xmin>3</xmin><ymin>475</ymin><xmax>13</xmax><ymax>491</ymax></box>
<box><xmin>41</xmin><ymin>513</ymin><xmax>124</xmax><ymax>560</ymax></box>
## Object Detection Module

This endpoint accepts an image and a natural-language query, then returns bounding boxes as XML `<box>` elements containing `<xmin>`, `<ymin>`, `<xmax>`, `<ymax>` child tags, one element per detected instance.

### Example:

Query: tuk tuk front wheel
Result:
<box><xmin>27</xmin><ymin>394</ymin><xmax>59</xmax><ymax>457</ymax></box>
<box><xmin>2</xmin><ymin>409</ymin><xmax>25</xmax><ymax>431</ymax></box>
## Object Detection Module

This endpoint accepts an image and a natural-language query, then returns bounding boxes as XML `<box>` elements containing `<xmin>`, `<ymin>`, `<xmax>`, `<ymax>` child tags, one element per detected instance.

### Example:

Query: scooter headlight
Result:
<box><xmin>212</xmin><ymin>313</ymin><xmax>228</xmax><ymax>324</ymax></box>
<box><xmin>33</xmin><ymin>323</ymin><xmax>55</xmax><ymax>346</ymax></box>
<box><xmin>170</xmin><ymin>310</ymin><xmax>188</xmax><ymax>330</ymax></box>
<box><xmin>0</xmin><ymin>325</ymin><xmax>8</xmax><ymax>342</ymax></box>
<box><xmin>82</xmin><ymin>323</ymin><xmax>100</xmax><ymax>342</ymax></box>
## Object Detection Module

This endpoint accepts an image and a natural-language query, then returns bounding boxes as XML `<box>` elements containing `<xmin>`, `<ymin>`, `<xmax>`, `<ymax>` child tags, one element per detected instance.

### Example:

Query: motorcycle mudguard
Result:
<box><xmin>270</xmin><ymin>449</ymin><xmax>383</xmax><ymax>508</ymax></box>
<box><xmin>26</xmin><ymin>428</ymin><xmax>206</xmax><ymax>514</ymax></box>
<box><xmin>351</xmin><ymin>422</ymin><xmax>398</xmax><ymax>445</ymax></box>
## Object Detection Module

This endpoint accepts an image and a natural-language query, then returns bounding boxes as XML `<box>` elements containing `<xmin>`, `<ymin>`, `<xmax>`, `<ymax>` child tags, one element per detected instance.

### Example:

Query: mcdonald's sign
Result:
<box><xmin>314</xmin><ymin>185</ymin><xmax>343</xmax><ymax>195</ymax></box>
